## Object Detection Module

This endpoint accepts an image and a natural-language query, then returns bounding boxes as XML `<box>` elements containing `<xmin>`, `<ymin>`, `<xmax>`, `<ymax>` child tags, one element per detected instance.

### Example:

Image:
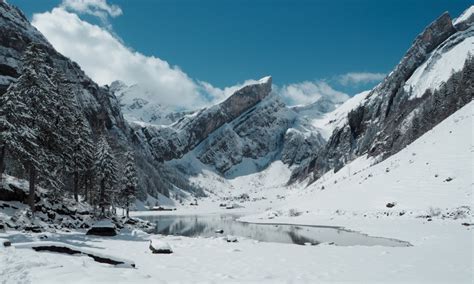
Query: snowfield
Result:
<box><xmin>1</xmin><ymin>102</ymin><xmax>472</xmax><ymax>283</ymax></box>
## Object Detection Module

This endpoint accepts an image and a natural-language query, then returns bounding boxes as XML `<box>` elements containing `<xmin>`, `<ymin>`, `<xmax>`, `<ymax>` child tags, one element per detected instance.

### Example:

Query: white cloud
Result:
<box><xmin>275</xmin><ymin>81</ymin><xmax>349</xmax><ymax>107</ymax></box>
<box><xmin>31</xmin><ymin>3</ymin><xmax>356</xmax><ymax>111</ymax></box>
<box><xmin>32</xmin><ymin>7</ymin><xmax>213</xmax><ymax>109</ymax></box>
<box><xmin>61</xmin><ymin>0</ymin><xmax>122</xmax><ymax>18</ymax></box>
<box><xmin>338</xmin><ymin>72</ymin><xmax>385</xmax><ymax>86</ymax></box>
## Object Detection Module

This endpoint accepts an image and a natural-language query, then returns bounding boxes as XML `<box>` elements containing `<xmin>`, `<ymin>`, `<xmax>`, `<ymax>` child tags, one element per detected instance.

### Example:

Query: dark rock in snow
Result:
<box><xmin>386</xmin><ymin>202</ymin><xmax>396</xmax><ymax>208</ymax></box>
<box><xmin>86</xmin><ymin>220</ymin><xmax>117</xmax><ymax>236</ymax></box>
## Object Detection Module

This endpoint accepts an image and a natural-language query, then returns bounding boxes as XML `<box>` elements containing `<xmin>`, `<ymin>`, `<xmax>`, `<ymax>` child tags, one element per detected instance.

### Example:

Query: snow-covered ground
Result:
<box><xmin>1</xmin><ymin>103</ymin><xmax>472</xmax><ymax>283</ymax></box>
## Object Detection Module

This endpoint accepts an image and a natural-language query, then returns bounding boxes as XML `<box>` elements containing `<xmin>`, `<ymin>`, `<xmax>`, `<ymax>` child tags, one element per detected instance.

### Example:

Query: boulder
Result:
<box><xmin>225</xmin><ymin>235</ymin><xmax>238</xmax><ymax>243</ymax></box>
<box><xmin>86</xmin><ymin>220</ymin><xmax>117</xmax><ymax>236</ymax></box>
<box><xmin>386</xmin><ymin>202</ymin><xmax>396</xmax><ymax>208</ymax></box>
<box><xmin>0</xmin><ymin>238</ymin><xmax>11</xmax><ymax>247</ymax></box>
<box><xmin>149</xmin><ymin>239</ymin><xmax>173</xmax><ymax>254</ymax></box>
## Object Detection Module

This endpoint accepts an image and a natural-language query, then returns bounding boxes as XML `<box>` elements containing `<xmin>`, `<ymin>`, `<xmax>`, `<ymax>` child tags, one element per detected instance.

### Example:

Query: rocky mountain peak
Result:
<box><xmin>219</xmin><ymin>76</ymin><xmax>272</xmax><ymax>119</ymax></box>
<box><xmin>454</xmin><ymin>5</ymin><xmax>474</xmax><ymax>31</ymax></box>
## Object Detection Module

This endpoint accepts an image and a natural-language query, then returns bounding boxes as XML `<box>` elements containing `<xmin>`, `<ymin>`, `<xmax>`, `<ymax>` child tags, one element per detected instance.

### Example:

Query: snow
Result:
<box><xmin>258</xmin><ymin>76</ymin><xmax>272</xmax><ymax>84</ymax></box>
<box><xmin>453</xmin><ymin>5</ymin><xmax>474</xmax><ymax>26</ymax></box>
<box><xmin>405</xmin><ymin>29</ymin><xmax>474</xmax><ymax>99</ymax></box>
<box><xmin>310</xmin><ymin>90</ymin><xmax>370</xmax><ymax>139</ymax></box>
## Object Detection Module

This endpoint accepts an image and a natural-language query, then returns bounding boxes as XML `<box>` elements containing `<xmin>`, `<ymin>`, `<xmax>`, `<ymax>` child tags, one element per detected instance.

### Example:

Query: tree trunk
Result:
<box><xmin>126</xmin><ymin>202</ymin><xmax>129</xmax><ymax>218</ymax></box>
<box><xmin>28</xmin><ymin>163</ymin><xmax>36</xmax><ymax>214</ymax></box>
<box><xmin>73</xmin><ymin>171</ymin><xmax>79</xmax><ymax>202</ymax></box>
<box><xmin>0</xmin><ymin>145</ymin><xmax>5</xmax><ymax>187</ymax></box>
<box><xmin>100</xmin><ymin>178</ymin><xmax>105</xmax><ymax>216</ymax></box>
<box><xmin>83</xmin><ymin>175</ymin><xmax>88</xmax><ymax>203</ymax></box>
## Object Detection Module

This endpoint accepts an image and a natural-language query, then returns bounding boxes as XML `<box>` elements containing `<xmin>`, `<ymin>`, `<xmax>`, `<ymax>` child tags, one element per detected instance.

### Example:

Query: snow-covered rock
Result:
<box><xmin>149</xmin><ymin>239</ymin><xmax>173</xmax><ymax>254</ymax></box>
<box><xmin>405</xmin><ymin>27</ymin><xmax>474</xmax><ymax>99</ymax></box>
<box><xmin>225</xmin><ymin>235</ymin><xmax>238</xmax><ymax>242</ymax></box>
<box><xmin>0</xmin><ymin>237</ymin><xmax>11</xmax><ymax>247</ymax></box>
<box><xmin>453</xmin><ymin>5</ymin><xmax>474</xmax><ymax>30</ymax></box>
<box><xmin>86</xmin><ymin>220</ymin><xmax>117</xmax><ymax>236</ymax></box>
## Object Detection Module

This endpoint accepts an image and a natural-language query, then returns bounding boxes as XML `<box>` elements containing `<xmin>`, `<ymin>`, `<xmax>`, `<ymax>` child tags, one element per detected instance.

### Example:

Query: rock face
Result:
<box><xmin>135</xmin><ymin>76</ymin><xmax>274</xmax><ymax>162</ymax></box>
<box><xmin>132</xmin><ymin>76</ymin><xmax>327</xmax><ymax>176</ymax></box>
<box><xmin>292</xmin><ymin>11</ymin><xmax>473</xmax><ymax>183</ymax></box>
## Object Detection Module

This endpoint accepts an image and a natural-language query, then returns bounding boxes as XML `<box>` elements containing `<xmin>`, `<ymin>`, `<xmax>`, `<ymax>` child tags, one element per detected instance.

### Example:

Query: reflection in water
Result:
<box><xmin>139</xmin><ymin>214</ymin><xmax>411</xmax><ymax>247</ymax></box>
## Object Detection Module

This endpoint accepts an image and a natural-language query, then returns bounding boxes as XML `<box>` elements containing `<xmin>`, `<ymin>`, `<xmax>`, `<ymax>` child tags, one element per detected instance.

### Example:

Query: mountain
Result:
<box><xmin>132</xmin><ymin>76</ymin><xmax>326</xmax><ymax>176</ymax></box>
<box><xmin>110</xmin><ymin>81</ymin><xmax>192</xmax><ymax>126</ymax></box>
<box><xmin>291</xmin><ymin>9</ymin><xmax>473</xmax><ymax>183</ymax></box>
<box><xmin>0</xmin><ymin>1</ymin><xmax>193</xmax><ymax>201</ymax></box>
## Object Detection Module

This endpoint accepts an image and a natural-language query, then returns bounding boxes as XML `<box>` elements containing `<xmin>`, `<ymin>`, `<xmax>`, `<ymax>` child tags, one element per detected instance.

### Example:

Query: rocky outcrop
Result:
<box><xmin>135</xmin><ymin>77</ymin><xmax>273</xmax><ymax>162</ymax></box>
<box><xmin>291</xmin><ymin>11</ymin><xmax>473</xmax><ymax>183</ymax></box>
<box><xmin>196</xmin><ymin>96</ymin><xmax>324</xmax><ymax>174</ymax></box>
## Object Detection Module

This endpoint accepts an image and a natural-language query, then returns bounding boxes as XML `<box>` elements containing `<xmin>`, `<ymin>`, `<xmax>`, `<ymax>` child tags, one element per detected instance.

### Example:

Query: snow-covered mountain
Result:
<box><xmin>291</xmin><ymin>10</ymin><xmax>473</xmax><ymax>184</ymax></box>
<box><xmin>110</xmin><ymin>81</ymin><xmax>193</xmax><ymax>125</ymax></box>
<box><xmin>0</xmin><ymin>0</ymin><xmax>471</xmax><ymax>204</ymax></box>
<box><xmin>0</xmin><ymin>1</ymin><xmax>195</xmax><ymax>201</ymax></box>
<box><xmin>133</xmin><ymin>76</ymin><xmax>326</xmax><ymax>176</ymax></box>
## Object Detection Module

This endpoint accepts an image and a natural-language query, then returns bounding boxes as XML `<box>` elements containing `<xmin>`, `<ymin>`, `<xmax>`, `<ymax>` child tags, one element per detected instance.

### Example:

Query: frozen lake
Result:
<box><xmin>139</xmin><ymin>214</ymin><xmax>411</xmax><ymax>247</ymax></box>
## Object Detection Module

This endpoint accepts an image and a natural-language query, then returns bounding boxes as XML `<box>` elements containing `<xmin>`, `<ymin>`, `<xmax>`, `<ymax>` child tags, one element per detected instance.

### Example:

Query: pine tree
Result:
<box><xmin>71</xmin><ymin>116</ymin><xmax>94</xmax><ymax>202</ymax></box>
<box><xmin>51</xmin><ymin>70</ymin><xmax>95</xmax><ymax>202</ymax></box>
<box><xmin>95</xmin><ymin>136</ymin><xmax>118</xmax><ymax>216</ymax></box>
<box><xmin>119</xmin><ymin>151</ymin><xmax>138</xmax><ymax>218</ymax></box>
<box><xmin>0</xmin><ymin>43</ymin><xmax>56</xmax><ymax>212</ymax></box>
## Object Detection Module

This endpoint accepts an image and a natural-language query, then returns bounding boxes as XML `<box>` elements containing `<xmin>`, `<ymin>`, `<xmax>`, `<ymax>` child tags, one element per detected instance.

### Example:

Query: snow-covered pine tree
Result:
<box><xmin>120</xmin><ymin>151</ymin><xmax>138</xmax><ymax>218</ymax></box>
<box><xmin>71</xmin><ymin>116</ymin><xmax>94</xmax><ymax>202</ymax></box>
<box><xmin>95</xmin><ymin>136</ymin><xmax>118</xmax><ymax>216</ymax></box>
<box><xmin>51</xmin><ymin>69</ymin><xmax>95</xmax><ymax>202</ymax></box>
<box><xmin>0</xmin><ymin>43</ymin><xmax>57</xmax><ymax>212</ymax></box>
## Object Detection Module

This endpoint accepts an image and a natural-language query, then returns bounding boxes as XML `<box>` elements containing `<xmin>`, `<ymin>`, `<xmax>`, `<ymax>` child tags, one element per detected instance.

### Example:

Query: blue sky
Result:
<box><xmin>9</xmin><ymin>0</ymin><xmax>471</xmax><ymax>108</ymax></box>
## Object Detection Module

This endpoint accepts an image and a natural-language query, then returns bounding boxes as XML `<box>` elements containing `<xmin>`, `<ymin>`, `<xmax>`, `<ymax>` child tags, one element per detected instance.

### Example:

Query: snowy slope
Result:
<box><xmin>405</xmin><ymin>27</ymin><xmax>474</xmax><ymax>99</ymax></box>
<box><xmin>276</xmin><ymin>100</ymin><xmax>473</xmax><ymax>214</ymax></box>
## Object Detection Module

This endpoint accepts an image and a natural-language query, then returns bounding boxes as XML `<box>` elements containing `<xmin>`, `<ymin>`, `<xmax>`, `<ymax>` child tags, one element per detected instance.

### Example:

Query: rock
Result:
<box><xmin>24</xmin><ymin>226</ymin><xmax>42</xmax><ymax>233</ymax></box>
<box><xmin>386</xmin><ymin>202</ymin><xmax>396</xmax><ymax>208</ymax></box>
<box><xmin>1</xmin><ymin>238</ymin><xmax>11</xmax><ymax>247</ymax></box>
<box><xmin>225</xmin><ymin>235</ymin><xmax>238</xmax><ymax>243</ymax></box>
<box><xmin>149</xmin><ymin>239</ymin><xmax>173</xmax><ymax>254</ymax></box>
<box><xmin>86</xmin><ymin>220</ymin><xmax>117</xmax><ymax>236</ymax></box>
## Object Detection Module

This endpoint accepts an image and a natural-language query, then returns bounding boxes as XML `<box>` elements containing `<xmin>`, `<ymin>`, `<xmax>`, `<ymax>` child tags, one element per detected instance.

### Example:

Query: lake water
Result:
<box><xmin>138</xmin><ymin>214</ymin><xmax>411</xmax><ymax>247</ymax></box>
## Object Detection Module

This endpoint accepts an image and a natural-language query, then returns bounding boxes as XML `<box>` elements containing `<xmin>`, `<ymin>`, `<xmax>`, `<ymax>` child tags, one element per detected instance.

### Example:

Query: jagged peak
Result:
<box><xmin>454</xmin><ymin>5</ymin><xmax>474</xmax><ymax>30</ymax></box>
<box><xmin>258</xmin><ymin>75</ymin><xmax>272</xmax><ymax>85</ymax></box>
